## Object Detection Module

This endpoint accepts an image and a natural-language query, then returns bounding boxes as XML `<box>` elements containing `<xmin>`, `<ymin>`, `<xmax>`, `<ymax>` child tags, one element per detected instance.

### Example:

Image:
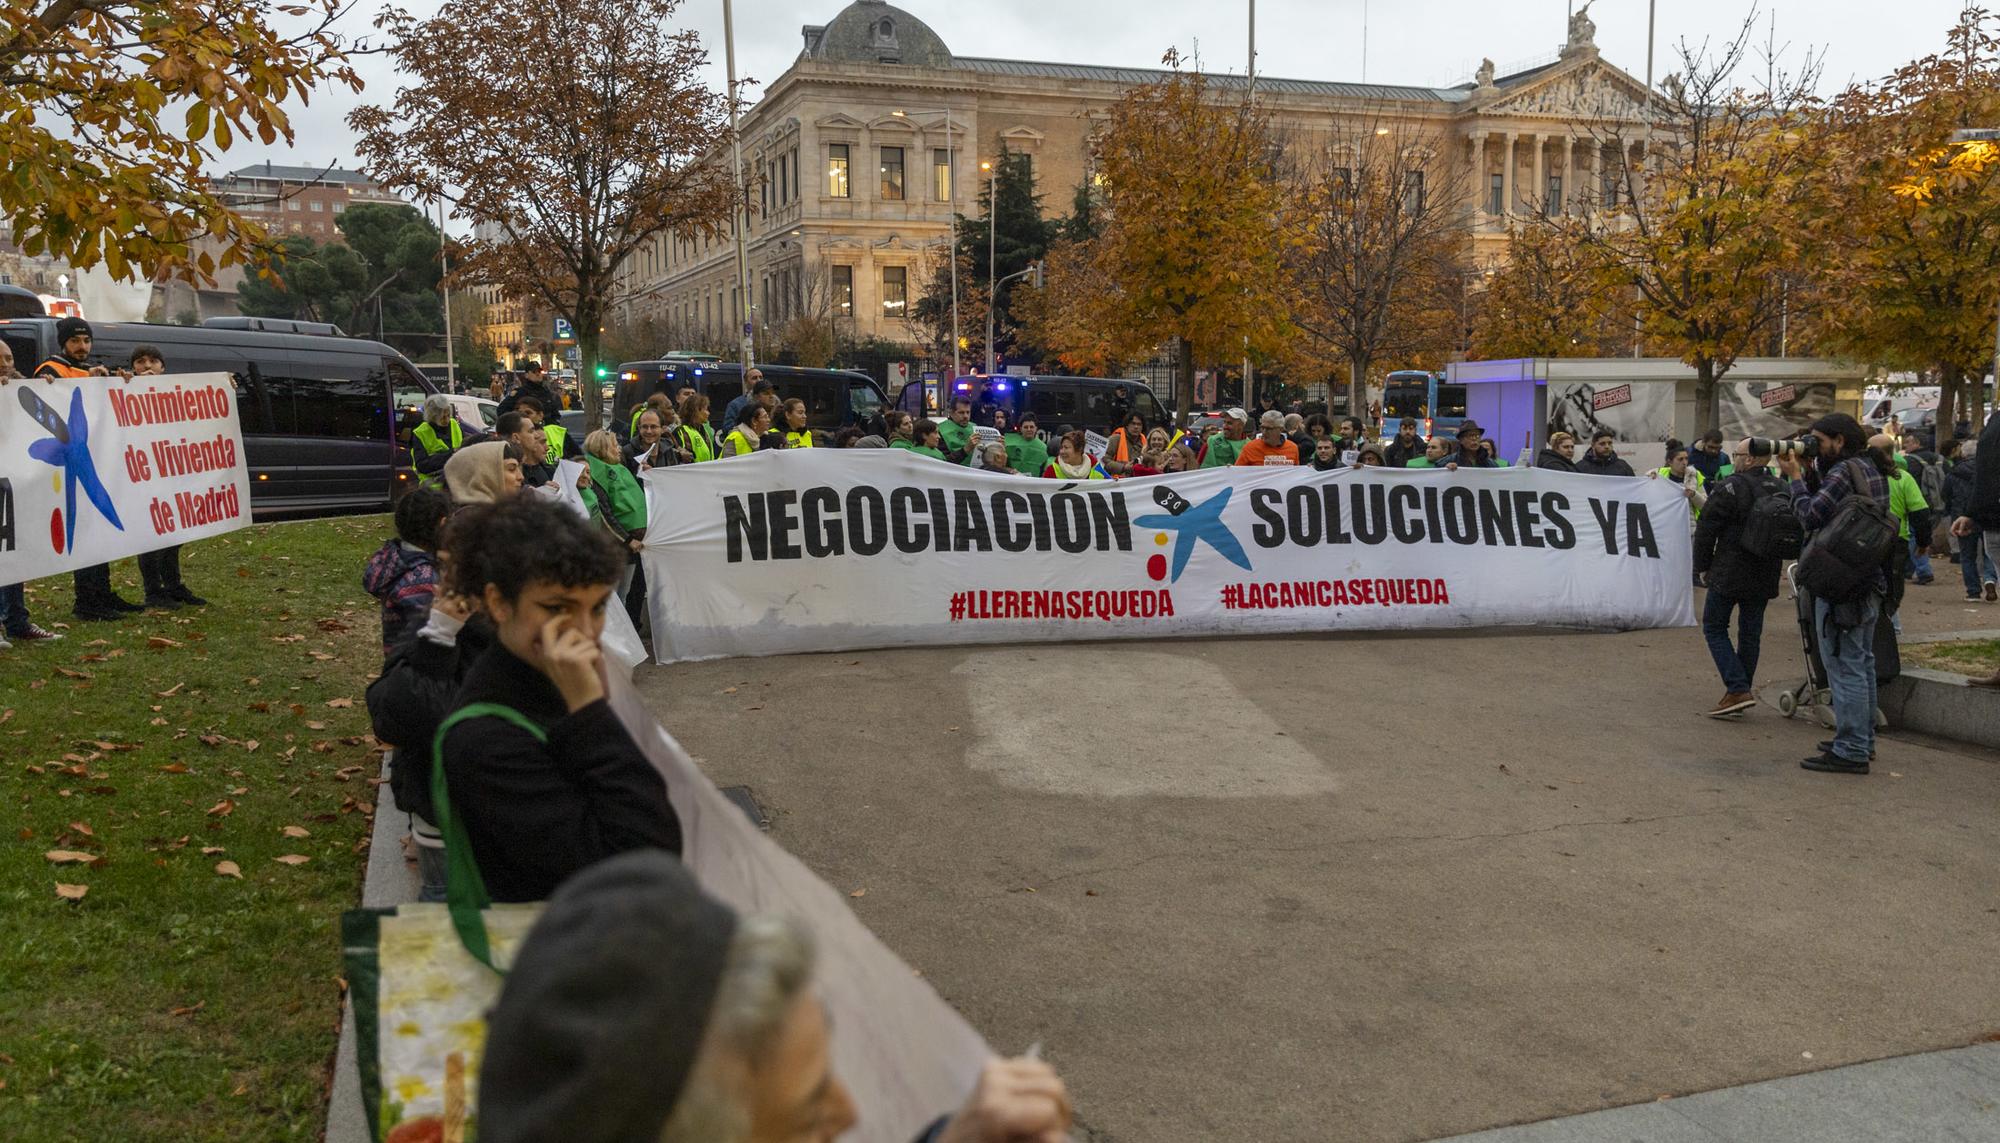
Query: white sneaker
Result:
<box><xmin>0</xmin><ymin>635</ymin><xmax>12</xmax><ymax>650</ymax></box>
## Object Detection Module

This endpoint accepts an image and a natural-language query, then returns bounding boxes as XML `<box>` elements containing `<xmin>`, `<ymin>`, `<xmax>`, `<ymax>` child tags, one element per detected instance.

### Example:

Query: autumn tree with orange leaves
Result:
<box><xmin>1027</xmin><ymin>55</ymin><xmax>1286</xmax><ymax>420</ymax></box>
<box><xmin>0</xmin><ymin>0</ymin><xmax>359</xmax><ymax>283</ymax></box>
<box><xmin>351</xmin><ymin>0</ymin><xmax>736</xmax><ymax>428</ymax></box>
<box><xmin>1805</xmin><ymin>3</ymin><xmax>2000</xmax><ymax>435</ymax></box>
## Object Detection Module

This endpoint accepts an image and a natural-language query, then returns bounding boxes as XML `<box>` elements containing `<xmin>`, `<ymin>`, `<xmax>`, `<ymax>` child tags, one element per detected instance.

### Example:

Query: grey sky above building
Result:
<box><xmin>252</xmin><ymin>0</ymin><xmax>1966</xmax><ymax>186</ymax></box>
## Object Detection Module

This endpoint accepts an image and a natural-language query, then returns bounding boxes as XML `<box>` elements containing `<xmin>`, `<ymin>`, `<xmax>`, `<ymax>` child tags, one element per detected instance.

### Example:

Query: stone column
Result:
<box><xmin>1529</xmin><ymin>132</ymin><xmax>1545</xmax><ymax>215</ymax></box>
<box><xmin>1501</xmin><ymin>133</ymin><xmax>1516</xmax><ymax>217</ymax></box>
<box><xmin>1470</xmin><ymin>133</ymin><xmax>1487</xmax><ymax>217</ymax></box>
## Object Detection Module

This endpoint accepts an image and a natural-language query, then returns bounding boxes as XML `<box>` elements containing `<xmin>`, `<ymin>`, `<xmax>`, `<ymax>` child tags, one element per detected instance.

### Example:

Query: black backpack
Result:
<box><xmin>1795</xmin><ymin>459</ymin><xmax>1900</xmax><ymax>602</ymax></box>
<box><xmin>1738</xmin><ymin>471</ymin><xmax>1805</xmax><ymax>560</ymax></box>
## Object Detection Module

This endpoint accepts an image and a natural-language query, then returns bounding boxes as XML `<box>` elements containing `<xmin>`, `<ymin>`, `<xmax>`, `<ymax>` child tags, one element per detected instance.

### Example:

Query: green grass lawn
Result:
<box><xmin>2</xmin><ymin>515</ymin><xmax>396</xmax><ymax>1141</ymax></box>
<box><xmin>1904</xmin><ymin>637</ymin><xmax>2000</xmax><ymax>677</ymax></box>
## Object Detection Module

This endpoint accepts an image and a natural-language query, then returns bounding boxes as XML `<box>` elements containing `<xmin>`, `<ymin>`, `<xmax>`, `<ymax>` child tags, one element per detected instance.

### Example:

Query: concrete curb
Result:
<box><xmin>327</xmin><ymin>758</ymin><xmax>420</xmax><ymax>1143</ymax></box>
<box><xmin>1882</xmin><ymin>668</ymin><xmax>2000</xmax><ymax>749</ymax></box>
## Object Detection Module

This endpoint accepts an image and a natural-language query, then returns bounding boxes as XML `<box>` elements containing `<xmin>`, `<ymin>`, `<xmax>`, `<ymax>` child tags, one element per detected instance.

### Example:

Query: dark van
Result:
<box><xmin>614</xmin><ymin>361</ymin><xmax>887</xmax><ymax>436</ymax></box>
<box><xmin>0</xmin><ymin>316</ymin><xmax>438</xmax><ymax>519</ymax></box>
<box><xmin>895</xmin><ymin>374</ymin><xmax>1168</xmax><ymax>436</ymax></box>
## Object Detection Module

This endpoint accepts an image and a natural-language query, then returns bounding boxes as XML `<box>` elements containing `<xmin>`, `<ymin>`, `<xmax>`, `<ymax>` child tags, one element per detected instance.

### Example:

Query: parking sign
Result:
<box><xmin>553</xmin><ymin>316</ymin><xmax>574</xmax><ymax>341</ymax></box>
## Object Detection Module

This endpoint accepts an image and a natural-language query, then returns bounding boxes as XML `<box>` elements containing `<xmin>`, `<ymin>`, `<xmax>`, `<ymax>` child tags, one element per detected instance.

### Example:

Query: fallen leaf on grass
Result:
<box><xmin>247</xmin><ymin>701</ymin><xmax>270</xmax><ymax>714</ymax></box>
<box><xmin>146</xmin><ymin>636</ymin><xmax>183</xmax><ymax>650</ymax></box>
<box><xmin>0</xmin><ymin>709</ymin><xmax>11</xmax><ymax>725</ymax></box>
<box><xmin>88</xmin><ymin>740</ymin><xmax>138</xmax><ymax>752</ymax></box>
<box><xmin>44</xmin><ymin>850</ymin><xmax>95</xmax><ymax>865</ymax></box>
<box><xmin>200</xmin><ymin>846</ymin><xmax>224</xmax><ymax>855</ymax></box>
<box><xmin>325</xmin><ymin>698</ymin><xmax>353</xmax><ymax>709</ymax></box>
<box><xmin>273</xmin><ymin>854</ymin><xmax>311</xmax><ymax>866</ymax></box>
<box><xmin>849</xmin><ymin>888</ymin><xmax>867</xmax><ymax>898</ymax></box>
<box><xmin>308</xmin><ymin>651</ymin><xmax>335</xmax><ymax>662</ymax></box>
<box><xmin>205</xmin><ymin>799</ymin><xmax>234</xmax><ymax>817</ymax></box>
<box><xmin>304</xmin><ymin>720</ymin><xmax>327</xmax><ymax>731</ymax></box>
<box><xmin>214</xmin><ymin>861</ymin><xmax>241</xmax><ymax>879</ymax></box>
<box><xmin>315</xmin><ymin>617</ymin><xmax>351</xmax><ymax>633</ymax></box>
<box><xmin>271</xmin><ymin>634</ymin><xmax>304</xmax><ymax>644</ymax></box>
<box><xmin>281</xmin><ymin>825</ymin><xmax>311</xmax><ymax>838</ymax></box>
<box><xmin>158</xmin><ymin>763</ymin><xmax>189</xmax><ymax>774</ymax></box>
<box><xmin>54</xmin><ymin>883</ymin><xmax>88</xmax><ymax>901</ymax></box>
<box><xmin>66</xmin><ymin>821</ymin><xmax>93</xmax><ymax>836</ymax></box>
<box><xmin>53</xmin><ymin>666</ymin><xmax>92</xmax><ymax>680</ymax></box>
<box><xmin>168</xmin><ymin>1001</ymin><xmax>205</xmax><ymax>1017</ymax></box>
<box><xmin>149</xmin><ymin>717</ymin><xmax>168</xmax><ymax>726</ymax></box>
<box><xmin>242</xmin><ymin>740</ymin><xmax>260</xmax><ymax>753</ymax></box>
<box><xmin>334</xmin><ymin>766</ymin><xmax>363</xmax><ymax>780</ymax></box>
<box><xmin>157</xmin><ymin>683</ymin><xmax>184</xmax><ymax>697</ymax></box>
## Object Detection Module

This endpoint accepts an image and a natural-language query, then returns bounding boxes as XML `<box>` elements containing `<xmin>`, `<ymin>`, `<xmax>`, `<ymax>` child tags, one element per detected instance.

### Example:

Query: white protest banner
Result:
<box><xmin>605</xmin><ymin>674</ymin><xmax>991</xmax><ymax>1141</ymax></box>
<box><xmin>642</xmin><ymin>451</ymin><xmax>1693</xmax><ymax>663</ymax></box>
<box><xmin>1</xmin><ymin>372</ymin><xmax>250</xmax><ymax>582</ymax></box>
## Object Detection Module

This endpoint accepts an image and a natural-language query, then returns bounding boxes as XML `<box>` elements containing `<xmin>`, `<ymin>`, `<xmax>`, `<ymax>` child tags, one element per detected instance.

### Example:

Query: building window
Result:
<box><xmin>933</xmin><ymin>148</ymin><xmax>952</xmax><ymax>202</ymax></box>
<box><xmin>881</xmin><ymin>265</ymin><xmax>907</xmax><ymax>317</ymax></box>
<box><xmin>1601</xmin><ymin>164</ymin><xmax>1619</xmax><ymax>208</ymax></box>
<box><xmin>309</xmin><ymin>200</ymin><xmax>324</xmax><ymax>212</ymax></box>
<box><xmin>1488</xmin><ymin>173</ymin><xmax>1504</xmax><ymax>215</ymax></box>
<box><xmin>833</xmin><ymin>265</ymin><xmax>853</xmax><ymax>317</ymax></box>
<box><xmin>287</xmin><ymin>199</ymin><xmax>301</xmax><ymax>212</ymax></box>
<box><xmin>791</xmin><ymin>147</ymin><xmax>800</xmax><ymax>201</ymax></box>
<box><xmin>1546</xmin><ymin>175</ymin><xmax>1563</xmax><ymax>214</ymax></box>
<box><xmin>880</xmin><ymin>147</ymin><xmax>905</xmax><ymax>201</ymax></box>
<box><xmin>1402</xmin><ymin>170</ymin><xmax>1425</xmax><ymax>214</ymax></box>
<box><xmin>332</xmin><ymin>203</ymin><xmax>345</xmax><ymax>214</ymax></box>
<box><xmin>779</xmin><ymin>153</ymin><xmax>791</xmax><ymax>205</ymax></box>
<box><xmin>761</xmin><ymin>162</ymin><xmax>770</xmax><ymax>212</ymax></box>
<box><xmin>829</xmin><ymin>144</ymin><xmax>850</xmax><ymax>198</ymax></box>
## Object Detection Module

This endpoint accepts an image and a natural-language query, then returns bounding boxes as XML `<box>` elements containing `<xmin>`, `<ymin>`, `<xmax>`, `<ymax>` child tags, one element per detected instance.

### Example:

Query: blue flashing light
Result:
<box><xmin>955</xmin><ymin>382</ymin><xmax>971</xmax><ymax>390</ymax></box>
<box><xmin>693</xmin><ymin>368</ymin><xmax>705</xmax><ymax>377</ymax></box>
<box><xmin>992</xmin><ymin>381</ymin><xmax>1010</xmax><ymax>391</ymax></box>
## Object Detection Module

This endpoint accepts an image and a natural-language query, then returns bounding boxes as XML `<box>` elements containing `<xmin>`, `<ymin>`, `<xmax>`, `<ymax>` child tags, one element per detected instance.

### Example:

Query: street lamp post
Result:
<box><xmin>722</xmin><ymin>0</ymin><xmax>755</xmax><ymax>379</ymax></box>
<box><xmin>895</xmin><ymin>109</ymin><xmax>959</xmax><ymax>379</ymax></box>
<box><xmin>983</xmin><ymin>160</ymin><xmax>997</xmax><ymax>373</ymax></box>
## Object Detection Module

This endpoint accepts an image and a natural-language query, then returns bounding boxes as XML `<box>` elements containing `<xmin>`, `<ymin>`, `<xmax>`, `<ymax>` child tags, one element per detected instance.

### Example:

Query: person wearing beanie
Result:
<box><xmin>36</xmin><ymin>318</ymin><xmax>144</xmax><ymax>620</ymax></box>
<box><xmin>1778</xmin><ymin>411</ymin><xmax>1890</xmax><ymax>774</ymax></box>
<box><xmin>443</xmin><ymin>440</ymin><xmax>526</xmax><ymax>508</ymax></box>
<box><xmin>479</xmin><ymin>850</ymin><xmax>1073</xmax><ymax>1143</ymax></box>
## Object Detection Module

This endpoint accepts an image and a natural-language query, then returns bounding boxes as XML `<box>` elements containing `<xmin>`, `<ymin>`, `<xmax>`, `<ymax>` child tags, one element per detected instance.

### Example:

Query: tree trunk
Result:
<box><xmin>1348</xmin><ymin>357</ymin><xmax>1367</xmax><ymax>427</ymax></box>
<box><xmin>1694</xmin><ymin>357</ymin><xmax>1718</xmax><ymax>435</ymax></box>
<box><xmin>1174</xmin><ymin>337</ymin><xmax>1195</xmax><ymax>426</ymax></box>
<box><xmin>577</xmin><ymin>306</ymin><xmax>603</xmax><ymax>433</ymax></box>
<box><xmin>1972</xmin><ymin>362</ymin><xmax>1990</xmax><ymax>439</ymax></box>
<box><xmin>1938</xmin><ymin>363</ymin><xmax>1960</xmax><ymax>448</ymax></box>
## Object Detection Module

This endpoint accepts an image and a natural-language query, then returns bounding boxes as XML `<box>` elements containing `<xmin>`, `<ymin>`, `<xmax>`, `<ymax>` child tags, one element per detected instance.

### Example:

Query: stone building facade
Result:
<box><xmin>612</xmin><ymin>0</ymin><xmax>1657</xmax><ymax>362</ymax></box>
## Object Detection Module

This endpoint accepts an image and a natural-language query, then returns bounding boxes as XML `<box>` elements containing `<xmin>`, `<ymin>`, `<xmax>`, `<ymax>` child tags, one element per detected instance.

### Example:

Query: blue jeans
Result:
<box><xmin>1907</xmin><ymin>535</ymin><xmax>1932</xmax><ymax>580</ymax></box>
<box><xmin>0</xmin><ymin>583</ymin><xmax>27</xmax><ymax>637</ymax></box>
<box><xmin>1702</xmin><ymin>592</ymin><xmax>1767</xmax><ymax>695</ymax></box>
<box><xmin>1815</xmin><ymin>594</ymin><xmax>1879</xmax><ymax>763</ymax></box>
<box><xmin>1962</xmin><ymin>528</ymin><xmax>1998</xmax><ymax>596</ymax></box>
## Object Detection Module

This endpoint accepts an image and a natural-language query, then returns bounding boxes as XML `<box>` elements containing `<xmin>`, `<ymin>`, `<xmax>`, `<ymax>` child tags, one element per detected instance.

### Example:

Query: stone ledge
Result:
<box><xmin>1881</xmin><ymin>668</ymin><xmax>2000</xmax><ymax>750</ymax></box>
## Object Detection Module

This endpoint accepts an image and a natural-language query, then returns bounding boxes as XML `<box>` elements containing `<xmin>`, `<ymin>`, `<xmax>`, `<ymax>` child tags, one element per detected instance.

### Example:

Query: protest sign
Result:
<box><xmin>641</xmin><ymin>451</ymin><xmax>1694</xmax><ymax>663</ymax></box>
<box><xmin>1</xmin><ymin>372</ymin><xmax>250</xmax><ymax>582</ymax></box>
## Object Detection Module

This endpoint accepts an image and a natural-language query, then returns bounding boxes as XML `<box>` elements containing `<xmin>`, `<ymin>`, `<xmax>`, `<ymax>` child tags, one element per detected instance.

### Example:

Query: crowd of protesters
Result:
<box><xmin>364</xmin><ymin>367</ymin><xmax>1075</xmax><ymax>1141</ymax></box>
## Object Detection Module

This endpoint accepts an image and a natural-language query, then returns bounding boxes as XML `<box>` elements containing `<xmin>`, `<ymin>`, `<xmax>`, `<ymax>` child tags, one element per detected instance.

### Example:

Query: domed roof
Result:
<box><xmin>801</xmin><ymin>1</ymin><xmax>953</xmax><ymax>69</ymax></box>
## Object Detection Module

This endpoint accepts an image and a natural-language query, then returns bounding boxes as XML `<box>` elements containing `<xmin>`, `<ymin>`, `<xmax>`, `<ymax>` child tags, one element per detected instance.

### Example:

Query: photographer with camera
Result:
<box><xmin>1779</xmin><ymin>414</ymin><xmax>1897</xmax><ymax>775</ymax></box>
<box><xmin>1693</xmin><ymin>440</ymin><xmax>1794</xmax><ymax>719</ymax></box>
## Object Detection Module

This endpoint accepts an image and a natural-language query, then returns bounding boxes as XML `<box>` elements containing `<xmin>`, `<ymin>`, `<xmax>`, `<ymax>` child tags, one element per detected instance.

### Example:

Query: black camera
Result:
<box><xmin>1746</xmin><ymin>436</ymin><xmax>1818</xmax><ymax>459</ymax></box>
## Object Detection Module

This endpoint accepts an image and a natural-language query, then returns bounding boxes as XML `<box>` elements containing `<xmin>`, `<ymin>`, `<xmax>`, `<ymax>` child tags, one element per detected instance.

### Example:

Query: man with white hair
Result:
<box><xmin>1234</xmin><ymin>410</ymin><xmax>1301</xmax><ymax>466</ymax></box>
<box><xmin>1692</xmin><ymin>439</ymin><xmax>1789</xmax><ymax>718</ymax></box>
<box><xmin>410</xmin><ymin>393</ymin><xmax>467</xmax><ymax>488</ymax></box>
<box><xmin>480</xmin><ymin>851</ymin><xmax>1072</xmax><ymax>1143</ymax></box>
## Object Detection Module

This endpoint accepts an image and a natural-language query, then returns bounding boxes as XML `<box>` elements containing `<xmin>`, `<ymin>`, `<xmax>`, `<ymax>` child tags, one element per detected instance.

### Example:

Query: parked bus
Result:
<box><xmin>1379</xmin><ymin>370</ymin><xmax>1467</xmax><ymax>439</ymax></box>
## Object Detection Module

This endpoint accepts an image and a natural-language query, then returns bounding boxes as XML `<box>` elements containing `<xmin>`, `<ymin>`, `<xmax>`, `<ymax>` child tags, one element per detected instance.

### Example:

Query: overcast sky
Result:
<box><xmin>241</xmin><ymin>0</ymin><xmax>1967</xmax><ymax>179</ymax></box>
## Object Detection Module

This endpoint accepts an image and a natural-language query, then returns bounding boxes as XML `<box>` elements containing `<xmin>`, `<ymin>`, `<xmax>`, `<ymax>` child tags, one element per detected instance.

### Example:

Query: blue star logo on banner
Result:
<box><xmin>1135</xmin><ymin>485</ymin><xmax>1251</xmax><ymax>583</ymax></box>
<box><xmin>21</xmin><ymin>386</ymin><xmax>124</xmax><ymax>552</ymax></box>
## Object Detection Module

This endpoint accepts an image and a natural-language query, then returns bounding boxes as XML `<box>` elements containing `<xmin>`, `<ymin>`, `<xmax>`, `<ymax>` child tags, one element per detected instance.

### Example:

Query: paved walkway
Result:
<box><xmin>1432</xmin><ymin>1043</ymin><xmax>2000</xmax><ymax>1141</ymax></box>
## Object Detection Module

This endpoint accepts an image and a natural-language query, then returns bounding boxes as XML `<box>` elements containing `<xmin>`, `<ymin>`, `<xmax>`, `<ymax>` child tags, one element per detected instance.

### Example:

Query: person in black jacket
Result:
<box><xmin>436</xmin><ymin>496</ymin><xmax>681</xmax><ymax>903</ymax></box>
<box><xmin>1384</xmin><ymin>417</ymin><xmax>1427</xmax><ymax>467</ymax></box>
<box><xmin>1535</xmin><ymin>431</ymin><xmax>1579</xmax><ymax>472</ymax></box>
<box><xmin>1943</xmin><ymin>440</ymin><xmax>1994</xmax><ymax>601</ymax></box>
<box><xmin>1952</xmin><ymin>409</ymin><xmax>2000</xmax><ymax>683</ymax></box>
<box><xmin>496</xmin><ymin>359</ymin><xmax>559</xmax><ymax>418</ymax></box>
<box><xmin>1693</xmin><ymin>441</ymin><xmax>1787</xmax><ymax>718</ymax></box>
<box><xmin>1574</xmin><ymin>429</ymin><xmax>1637</xmax><ymax>476</ymax></box>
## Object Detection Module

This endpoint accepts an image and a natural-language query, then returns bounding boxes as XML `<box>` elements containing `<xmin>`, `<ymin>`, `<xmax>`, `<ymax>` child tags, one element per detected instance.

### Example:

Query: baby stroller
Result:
<box><xmin>1771</xmin><ymin>564</ymin><xmax>1889</xmax><ymax>730</ymax></box>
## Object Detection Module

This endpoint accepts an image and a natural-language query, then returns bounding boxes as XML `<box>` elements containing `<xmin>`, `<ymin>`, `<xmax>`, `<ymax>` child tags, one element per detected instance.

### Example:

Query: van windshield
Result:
<box><xmin>1383</xmin><ymin>382</ymin><xmax>1429</xmax><ymax>420</ymax></box>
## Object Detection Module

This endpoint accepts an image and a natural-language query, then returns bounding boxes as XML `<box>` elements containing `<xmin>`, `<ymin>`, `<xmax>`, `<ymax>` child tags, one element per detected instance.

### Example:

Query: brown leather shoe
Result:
<box><xmin>1707</xmin><ymin>692</ymin><xmax>1757</xmax><ymax>717</ymax></box>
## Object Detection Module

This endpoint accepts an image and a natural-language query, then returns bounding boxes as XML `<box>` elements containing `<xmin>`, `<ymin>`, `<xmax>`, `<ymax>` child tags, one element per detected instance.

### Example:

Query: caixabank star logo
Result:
<box><xmin>20</xmin><ymin>386</ymin><xmax>123</xmax><ymax>555</ymax></box>
<box><xmin>1133</xmin><ymin>484</ymin><xmax>1252</xmax><ymax>583</ymax></box>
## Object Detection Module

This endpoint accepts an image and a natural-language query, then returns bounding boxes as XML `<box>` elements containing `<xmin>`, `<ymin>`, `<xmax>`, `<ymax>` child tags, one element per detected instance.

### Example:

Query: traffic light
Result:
<box><xmin>594</xmin><ymin>363</ymin><xmax>610</xmax><ymax>379</ymax></box>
